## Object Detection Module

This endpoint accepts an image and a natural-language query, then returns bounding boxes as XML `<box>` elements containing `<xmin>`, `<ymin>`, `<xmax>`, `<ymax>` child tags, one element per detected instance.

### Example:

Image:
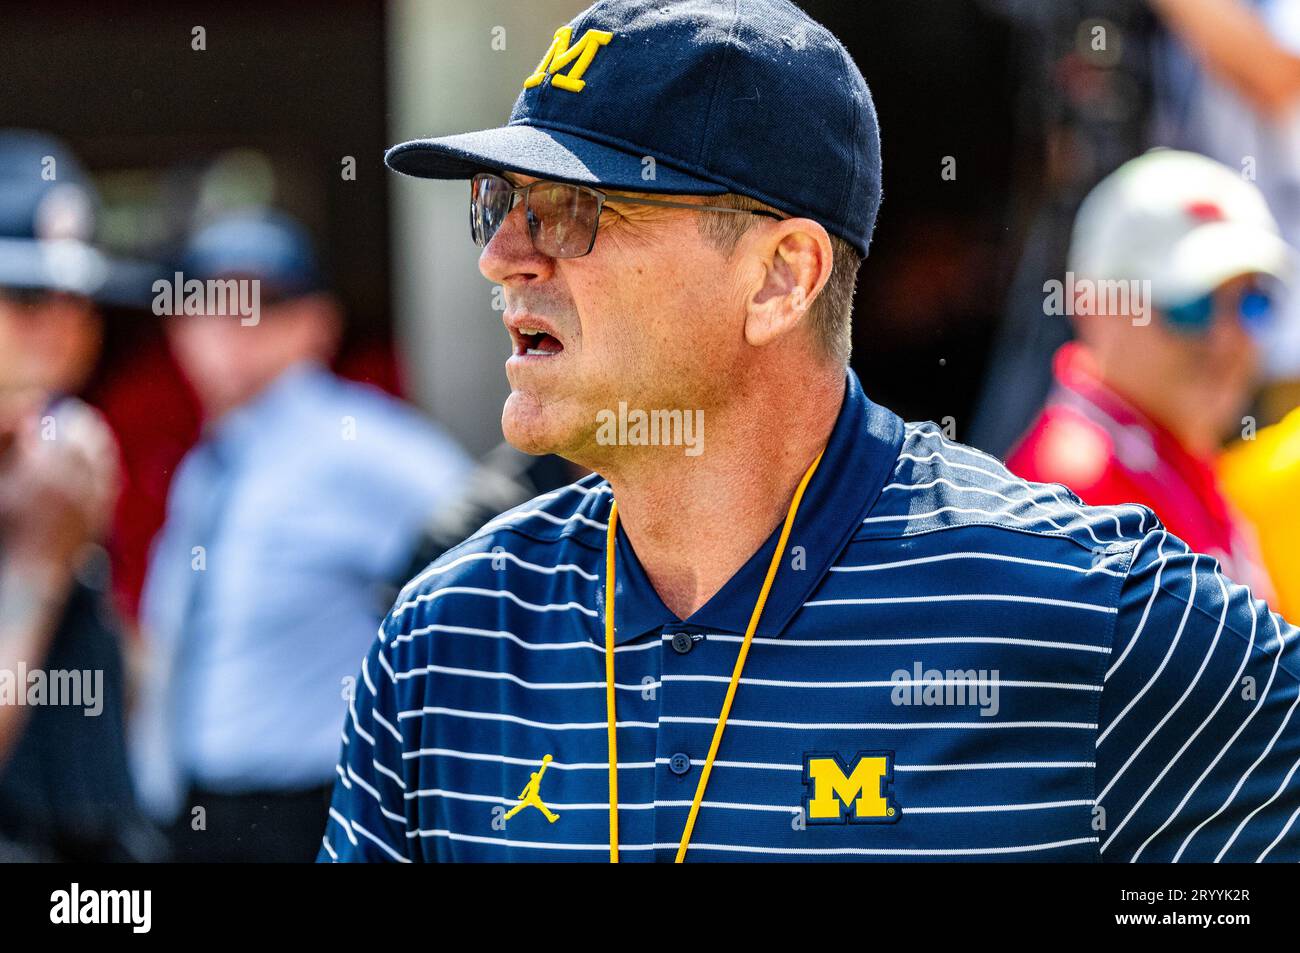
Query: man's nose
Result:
<box><xmin>1213</xmin><ymin>300</ymin><xmax>1251</xmax><ymax>339</ymax></box>
<box><xmin>479</xmin><ymin>200</ymin><xmax>554</xmax><ymax>285</ymax></box>
<box><xmin>1209</xmin><ymin>301</ymin><xmax>1260</xmax><ymax>357</ymax></box>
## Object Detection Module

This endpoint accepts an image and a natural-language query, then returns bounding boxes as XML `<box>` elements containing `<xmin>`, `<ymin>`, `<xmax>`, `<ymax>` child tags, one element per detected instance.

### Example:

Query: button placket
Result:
<box><xmin>654</xmin><ymin>626</ymin><xmax>747</xmax><ymax>858</ymax></box>
<box><xmin>653</xmin><ymin>625</ymin><xmax>707</xmax><ymax>856</ymax></box>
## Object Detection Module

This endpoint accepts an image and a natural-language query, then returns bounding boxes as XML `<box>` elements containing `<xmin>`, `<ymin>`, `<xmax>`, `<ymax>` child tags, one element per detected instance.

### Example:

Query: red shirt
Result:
<box><xmin>1007</xmin><ymin>343</ymin><xmax>1273</xmax><ymax>598</ymax></box>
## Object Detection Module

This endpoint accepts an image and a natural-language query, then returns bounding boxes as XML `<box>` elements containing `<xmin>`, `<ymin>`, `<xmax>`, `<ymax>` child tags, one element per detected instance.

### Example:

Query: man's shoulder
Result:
<box><xmin>863</xmin><ymin>421</ymin><xmax>1159</xmax><ymax>560</ymax></box>
<box><xmin>387</xmin><ymin>472</ymin><xmax>610</xmax><ymax>631</ymax></box>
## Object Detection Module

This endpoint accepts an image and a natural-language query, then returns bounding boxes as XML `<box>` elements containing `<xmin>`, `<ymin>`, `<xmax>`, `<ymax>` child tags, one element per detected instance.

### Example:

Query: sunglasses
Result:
<box><xmin>470</xmin><ymin>172</ymin><xmax>785</xmax><ymax>259</ymax></box>
<box><xmin>1162</xmin><ymin>283</ymin><xmax>1275</xmax><ymax>336</ymax></box>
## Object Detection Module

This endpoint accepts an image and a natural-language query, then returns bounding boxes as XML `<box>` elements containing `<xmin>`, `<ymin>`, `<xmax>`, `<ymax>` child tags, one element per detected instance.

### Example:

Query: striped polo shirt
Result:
<box><xmin>321</xmin><ymin>371</ymin><xmax>1300</xmax><ymax>862</ymax></box>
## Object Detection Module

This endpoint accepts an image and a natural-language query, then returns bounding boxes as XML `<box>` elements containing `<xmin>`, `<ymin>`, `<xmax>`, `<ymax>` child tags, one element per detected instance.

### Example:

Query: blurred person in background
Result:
<box><xmin>1149</xmin><ymin>0</ymin><xmax>1300</xmax><ymax>625</ymax></box>
<box><xmin>0</xmin><ymin>129</ymin><xmax>155</xmax><ymax>861</ymax></box>
<box><xmin>130</xmin><ymin>210</ymin><xmax>473</xmax><ymax>862</ymax></box>
<box><xmin>1149</xmin><ymin>0</ymin><xmax>1300</xmax><ymax>416</ymax></box>
<box><xmin>1007</xmin><ymin>149</ymin><xmax>1290</xmax><ymax>597</ymax></box>
<box><xmin>971</xmin><ymin>0</ymin><xmax>1300</xmax><ymax>453</ymax></box>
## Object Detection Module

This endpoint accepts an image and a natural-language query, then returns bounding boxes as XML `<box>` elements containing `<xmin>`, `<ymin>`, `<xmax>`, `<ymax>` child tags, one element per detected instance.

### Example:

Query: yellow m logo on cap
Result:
<box><xmin>523</xmin><ymin>26</ymin><xmax>614</xmax><ymax>93</ymax></box>
<box><xmin>803</xmin><ymin>751</ymin><xmax>900</xmax><ymax>824</ymax></box>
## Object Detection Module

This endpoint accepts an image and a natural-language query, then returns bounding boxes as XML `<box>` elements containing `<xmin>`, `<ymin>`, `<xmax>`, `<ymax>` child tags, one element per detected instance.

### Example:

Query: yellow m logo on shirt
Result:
<box><xmin>803</xmin><ymin>751</ymin><xmax>900</xmax><ymax>824</ymax></box>
<box><xmin>523</xmin><ymin>27</ymin><xmax>614</xmax><ymax>93</ymax></box>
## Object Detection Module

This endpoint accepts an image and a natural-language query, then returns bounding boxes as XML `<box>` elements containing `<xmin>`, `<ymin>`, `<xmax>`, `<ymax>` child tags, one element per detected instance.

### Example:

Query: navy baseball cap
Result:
<box><xmin>385</xmin><ymin>0</ymin><xmax>883</xmax><ymax>257</ymax></box>
<box><xmin>179</xmin><ymin>210</ymin><xmax>325</xmax><ymax>302</ymax></box>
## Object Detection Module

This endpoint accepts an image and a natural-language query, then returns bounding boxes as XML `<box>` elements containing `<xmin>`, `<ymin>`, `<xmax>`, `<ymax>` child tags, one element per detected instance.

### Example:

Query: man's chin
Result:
<box><xmin>501</xmin><ymin>426</ymin><xmax>554</xmax><ymax>457</ymax></box>
<box><xmin>501</xmin><ymin>393</ymin><xmax>576</xmax><ymax>458</ymax></box>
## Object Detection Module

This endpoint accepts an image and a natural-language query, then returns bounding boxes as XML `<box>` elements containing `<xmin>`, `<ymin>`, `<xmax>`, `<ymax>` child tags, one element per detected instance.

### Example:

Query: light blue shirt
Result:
<box><xmin>131</xmin><ymin>361</ymin><xmax>472</xmax><ymax>820</ymax></box>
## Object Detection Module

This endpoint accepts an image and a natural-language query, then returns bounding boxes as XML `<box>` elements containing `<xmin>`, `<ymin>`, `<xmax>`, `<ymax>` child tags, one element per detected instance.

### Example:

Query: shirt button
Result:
<box><xmin>669</xmin><ymin>752</ymin><xmax>692</xmax><ymax>776</ymax></box>
<box><xmin>670</xmin><ymin>632</ymin><xmax>694</xmax><ymax>654</ymax></box>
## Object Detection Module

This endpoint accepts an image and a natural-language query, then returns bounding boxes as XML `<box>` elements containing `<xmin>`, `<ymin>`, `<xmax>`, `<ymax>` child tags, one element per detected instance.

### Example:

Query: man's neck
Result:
<box><xmin>1092</xmin><ymin>362</ymin><xmax>1218</xmax><ymax>459</ymax></box>
<box><xmin>601</xmin><ymin>369</ymin><xmax>845</xmax><ymax>620</ymax></box>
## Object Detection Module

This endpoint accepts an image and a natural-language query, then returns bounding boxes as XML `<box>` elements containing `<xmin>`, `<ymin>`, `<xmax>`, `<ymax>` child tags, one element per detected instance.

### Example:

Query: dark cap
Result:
<box><xmin>385</xmin><ymin>0</ymin><xmax>882</xmax><ymax>257</ymax></box>
<box><xmin>0</xmin><ymin>129</ymin><xmax>108</xmax><ymax>297</ymax></box>
<box><xmin>0</xmin><ymin>129</ymin><xmax>161</xmax><ymax>307</ymax></box>
<box><xmin>179</xmin><ymin>210</ymin><xmax>324</xmax><ymax>301</ymax></box>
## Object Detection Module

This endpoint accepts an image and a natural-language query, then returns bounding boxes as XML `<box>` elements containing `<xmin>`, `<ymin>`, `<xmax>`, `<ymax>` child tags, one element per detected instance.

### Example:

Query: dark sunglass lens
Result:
<box><xmin>471</xmin><ymin>175</ymin><xmax>514</xmax><ymax>247</ymax></box>
<box><xmin>1163</xmin><ymin>294</ymin><xmax>1214</xmax><ymax>334</ymax></box>
<box><xmin>527</xmin><ymin>182</ymin><xmax>601</xmax><ymax>258</ymax></box>
<box><xmin>1240</xmin><ymin>289</ymin><xmax>1273</xmax><ymax>328</ymax></box>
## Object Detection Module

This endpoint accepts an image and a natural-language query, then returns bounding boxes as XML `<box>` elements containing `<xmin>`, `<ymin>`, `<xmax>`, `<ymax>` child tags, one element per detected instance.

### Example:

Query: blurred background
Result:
<box><xmin>1</xmin><ymin>0</ymin><xmax>1297</xmax><ymax>861</ymax></box>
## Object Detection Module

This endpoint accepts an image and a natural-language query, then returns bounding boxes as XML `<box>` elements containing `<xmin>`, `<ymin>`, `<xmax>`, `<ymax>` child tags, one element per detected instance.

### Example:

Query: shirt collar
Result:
<box><xmin>604</xmin><ymin>368</ymin><xmax>905</xmax><ymax>644</ymax></box>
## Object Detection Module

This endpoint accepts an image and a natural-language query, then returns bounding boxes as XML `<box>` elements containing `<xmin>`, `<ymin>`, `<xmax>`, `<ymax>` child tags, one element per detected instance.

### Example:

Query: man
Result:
<box><xmin>1148</xmin><ymin>0</ymin><xmax>1300</xmax><ymax>407</ymax></box>
<box><xmin>1007</xmin><ymin>149</ymin><xmax>1287</xmax><ymax>598</ymax></box>
<box><xmin>1148</xmin><ymin>0</ymin><xmax>1300</xmax><ymax>630</ymax></box>
<box><xmin>324</xmin><ymin>0</ymin><xmax>1300</xmax><ymax>863</ymax></box>
<box><xmin>131</xmin><ymin>210</ymin><xmax>472</xmax><ymax>862</ymax></box>
<box><xmin>0</xmin><ymin>129</ymin><xmax>153</xmax><ymax>861</ymax></box>
<box><xmin>0</xmin><ymin>333</ymin><xmax>130</xmax><ymax>861</ymax></box>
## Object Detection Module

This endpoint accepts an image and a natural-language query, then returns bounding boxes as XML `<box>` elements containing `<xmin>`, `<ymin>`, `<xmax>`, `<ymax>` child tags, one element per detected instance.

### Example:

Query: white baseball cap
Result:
<box><xmin>1069</xmin><ymin>148</ymin><xmax>1294</xmax><ymax>309</ymax></box>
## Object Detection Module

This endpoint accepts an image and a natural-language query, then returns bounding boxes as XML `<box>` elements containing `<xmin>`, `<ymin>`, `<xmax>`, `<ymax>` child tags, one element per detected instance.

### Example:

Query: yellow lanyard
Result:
<box><xmin>603</xmin><ymin>450</ymin><xmax>825</xmax><ymax>863</ymax></box>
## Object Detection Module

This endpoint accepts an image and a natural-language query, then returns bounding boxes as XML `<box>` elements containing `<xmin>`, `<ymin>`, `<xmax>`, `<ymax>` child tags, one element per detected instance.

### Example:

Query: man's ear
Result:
<box><xmin>743</xmin><ymin>219</ymin><xmax>833</xmax><ymax>348</ymax></box>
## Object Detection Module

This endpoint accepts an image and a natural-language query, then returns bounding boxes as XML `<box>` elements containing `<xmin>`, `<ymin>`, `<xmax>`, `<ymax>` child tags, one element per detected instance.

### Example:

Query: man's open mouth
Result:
<box><xmin>514</xmin><ymin>327</ymin><xmax>564</xmax><ymax>357</ymax></box>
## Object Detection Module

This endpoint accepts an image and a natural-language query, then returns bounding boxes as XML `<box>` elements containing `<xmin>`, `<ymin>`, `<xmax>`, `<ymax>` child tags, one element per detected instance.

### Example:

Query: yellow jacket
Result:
<box><xmin>1220</xmin><ymin>407</ymin><xmax>1300</xmax><ymax>623</ymax></box>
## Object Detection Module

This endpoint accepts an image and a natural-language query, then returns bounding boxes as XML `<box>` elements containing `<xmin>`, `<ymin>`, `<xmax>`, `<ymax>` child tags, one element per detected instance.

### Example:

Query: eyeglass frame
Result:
<box><xmin>470</xmin><ymin>171</ymin><xmax>787</xmax><ymax>259</ymax></box>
